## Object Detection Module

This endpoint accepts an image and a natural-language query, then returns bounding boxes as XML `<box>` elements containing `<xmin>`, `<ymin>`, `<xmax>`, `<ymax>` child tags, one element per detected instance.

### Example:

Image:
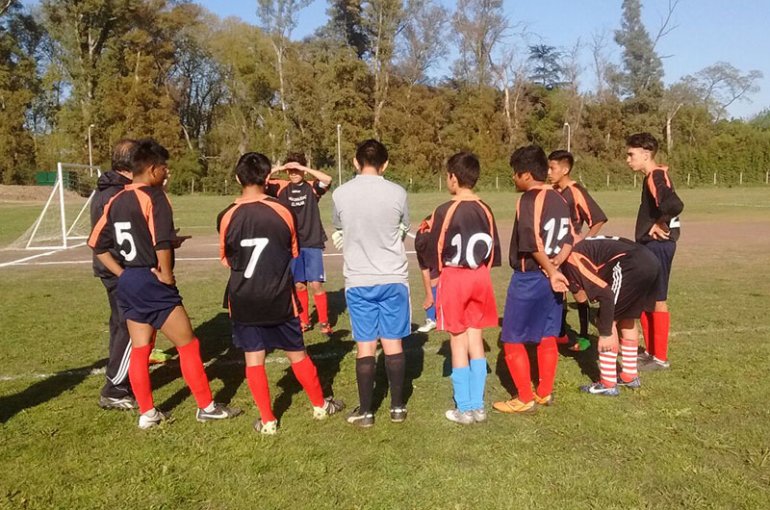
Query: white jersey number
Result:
<box><xmin>114</xmin><ymin>222</ymin><xmax>137</xmax><ymax>262</ymax></box>
<box><xmin>449</xmin><ymin>232</ymin><xmax>493</xmax><ymax>269</ymax></box>
<box><xmin>240</xmin><ymin>238</ymin><xmax>269</xmax><ymax>278</ymax></box>
<box><xmin>543</xmin><ymin>217</ymin><xmax>570</xmax><ymax>255</ymax></box>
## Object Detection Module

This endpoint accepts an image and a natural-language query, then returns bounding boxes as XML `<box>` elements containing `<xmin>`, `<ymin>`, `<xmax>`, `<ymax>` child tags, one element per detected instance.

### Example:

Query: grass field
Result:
<box><xmin>1</xmin><ymin>187</ymin><xmax>770</xmax><ymax>509</ymax></box>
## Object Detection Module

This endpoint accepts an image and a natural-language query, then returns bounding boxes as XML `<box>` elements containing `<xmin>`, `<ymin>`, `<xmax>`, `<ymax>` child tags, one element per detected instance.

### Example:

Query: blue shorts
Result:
<box><xmin>291</xmin><ymin>248</ymin><xmax>325</xmax><ymax>283</ymax></box>
<box><xmin>231</xmin><ymin>318</ymin><xmax>305</xmax><ymax>352</ymax></box>
<box><xmin>501</xmin><ymin>271</ymin><xmax>563</xmax><ymax>344</ymax></box>
<box><xmin>346</xmin><ymin>283</ymin><xmax>411</xmax><ymax>341</ymax></box>
<box><xmin>642</xmin><ymin>240</ymin><xmax>676</xmax><ymax>301</ymax></box>
<box><xmin>116</xmin><ymin>267</ymin><xmax>183</xmax><ymax>329</ymax></box>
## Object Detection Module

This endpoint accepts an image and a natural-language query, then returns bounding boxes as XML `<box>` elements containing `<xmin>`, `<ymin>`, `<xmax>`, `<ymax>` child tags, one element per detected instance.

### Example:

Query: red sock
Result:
<box><xmin>291</xmin><ymin>356</ymin><xmax>325</xmax><ymax>407</ymax></box>
<box><xmin>536</xmin><ymin>336</ymin><xmax>559</xmax><ymax>397</ymax></box>
<box><xmin>314</xmin><ymin>292</ymin><xmax>329</xmax><ymax>324</ymax></box>
<box><xmin>503</xmin><ymin>343</ymin><xmax>533</xmax><ymax>403</ymax></box>
<box><xmin>128</xmin><ymin>344</ymin><xmax>154</xmax><ymax>413</ymax></box>
<box><xmin>620</xmin><ymin>338</ymin><xmax>638</xmax><ymax>382</ymax></box>
<box><xmin>599</xmin><ymin>350</ymin><xmax>618</xmax><ymax>387</ymax></box>
<box><xmin>176</xmin><ymin>338</ymin><xmax>213</xmax><ymax>409</ymax></box>
<box><xmin>297</xmin><ymin>288</ymin><xmax>310</xmax><ymax>325</ymax></box>
<box><xmin>640</xmin><ymin>312</ymin><xmax>654</xmax><ymax>355</ymax></box>
<box><xmin>246</xmin><ymin>365</ymin><xmax>275</xmax><ymax>422</ymax></box>
<box><xmin>652</xmin><ymin>311</ymin><xmax>670</xmax><ymax>361</ymax></box>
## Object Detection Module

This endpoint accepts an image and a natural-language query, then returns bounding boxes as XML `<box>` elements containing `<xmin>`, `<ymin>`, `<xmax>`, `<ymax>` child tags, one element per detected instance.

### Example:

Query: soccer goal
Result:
<box><xmin>11</xmin><ymin>163</ymin><xmax>101</xmax><ymax>250</ymax></box>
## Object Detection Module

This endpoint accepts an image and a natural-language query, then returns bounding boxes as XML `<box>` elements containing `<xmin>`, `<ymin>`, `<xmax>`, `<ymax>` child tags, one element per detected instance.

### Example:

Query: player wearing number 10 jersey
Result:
<box><xmin>217</xmin><ymin>152</ymin><xmax>344</xmax><ymax>435</ymax></box>
<box><xmin>494</xmin><ymin>145</ymin><xmax>573</xmax><ymax>416</ymax></box>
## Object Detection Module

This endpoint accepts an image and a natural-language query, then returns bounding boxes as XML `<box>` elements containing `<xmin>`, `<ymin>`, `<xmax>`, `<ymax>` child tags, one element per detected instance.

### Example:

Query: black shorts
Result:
<box><xmin>641</xmin><ymin>240</ymin><xmax>676</xmax><ymax>301</ymax></box>
<box><xmin>116</xmin><ymin>267</ymin><xmax>183</xmax><ymax>329</ymax></box>
<box><xmin>612</xmin><ymin>246</ymin><xmax>660</xmax><ymax>320</ymax></box>
<box><xmin>231</xmin><ymin>318</ymin><xmax>305</xmax><ymax>353</ymax></box>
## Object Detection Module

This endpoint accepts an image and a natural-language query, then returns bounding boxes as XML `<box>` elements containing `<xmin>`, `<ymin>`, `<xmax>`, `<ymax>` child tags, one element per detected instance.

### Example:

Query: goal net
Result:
<box><xmin>10</xmin><ymin>163</ymin><xmax>101</xmax><ymax>250</ymax></box>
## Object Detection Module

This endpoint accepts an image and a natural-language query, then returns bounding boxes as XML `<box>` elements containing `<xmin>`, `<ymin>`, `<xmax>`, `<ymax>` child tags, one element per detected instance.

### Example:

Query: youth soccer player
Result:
<box><xmin>89</xmin><ymin>138</ymin><xmax>241</xmax><ymax>429</ymax></box>
<box><xmin>560</xmin><ymin>236</ymin><xmax>660</xmax><ymax>395</ymax></box>
<box><xmin>493</xmin><ymin>145</ymin><xmax>572</xmax><ymax>415</ymax></box>
<box><xmin>414</xmin><ymin>215</ymin><xmax>438</xmax><ymax>333</ymax></box>
<box><xmin>218</xmin><ymin>152</ymin><xmax>344</xmax><ymax>435</ymax></box>
<box><xmin>425</xmin><ymin>152</ymin><xmax>500</xmax><ymax>424</ymax></box>
<box><xmin>626</xmin><ymin>133</ymin><xmax>684</xmax><ymax>370</ymax></box>
<box><xmin>332</xmin><ymin>139</ymin><xmax>410</xmax><ymax>428</ymax></box>
<box><xmin>548</xmin><ymin>150</ymin><xmax>608</xmax><ymax>352</ymax></box>
<box><xmin>267</xmin><ymin>153</ymin><xmax>334</xmax><ymax>336</ymax></box>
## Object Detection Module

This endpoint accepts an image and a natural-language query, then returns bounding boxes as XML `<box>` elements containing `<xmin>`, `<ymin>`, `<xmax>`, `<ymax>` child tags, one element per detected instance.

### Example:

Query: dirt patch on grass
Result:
<box><xmin>0</xmin><ymin>185</ymin><xmax>82</xmax><ymax>203</ymax></box>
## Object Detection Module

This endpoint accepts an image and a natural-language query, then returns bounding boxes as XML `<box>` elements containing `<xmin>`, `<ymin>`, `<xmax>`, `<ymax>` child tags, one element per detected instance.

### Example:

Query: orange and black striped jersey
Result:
<box><xmin>88</xmin><ymin>183</ymin><xmax>176</xmax><ymax>268</ymax></box>
<box><xmin>217</xmin><ymin>196</ymin><xmax>300</xmax><ymax>325</ymax></box>
<box><xmin>557</xmin><ymin>182</ymin><xmax>607</xmax><ymax>235</ymax></box>
<box><xmin>423</xmin><ymin>198</ymin><xmax>501</xmax><ymax>273</ymax></box>
<box><xmin>510</xmin><ymin>185</ymin><xmax>573</xmax><ymax>272</ymax></box>
<box><xmin>266</xmin><ymin>179</ymin><xmax>328</xmax><ymax>248</ymax></box>
<box><xmin>636</xmin><ymin>168</ymin><xmax>683</xmax><ymax>243</ymax></box>
<box><xmin>413</xmin><ymin>215</ymin><xmax>439</xmax><ymax>278</ymax></box>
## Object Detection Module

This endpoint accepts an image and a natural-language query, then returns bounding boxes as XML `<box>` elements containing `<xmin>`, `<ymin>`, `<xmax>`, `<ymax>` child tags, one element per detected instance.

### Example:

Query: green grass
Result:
<box><xmin>1</xmin><ymin>188</ymin><xmax>770</xmax><ymax>509</ymax></box>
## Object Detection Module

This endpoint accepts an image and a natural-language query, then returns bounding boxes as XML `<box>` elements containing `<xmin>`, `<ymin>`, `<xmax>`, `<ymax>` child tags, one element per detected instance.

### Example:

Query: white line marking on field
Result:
<box><xmin>0</xmin><ymin>242</ymin><xmax>86</xmax><ymax>268</ymax></box>
<box><xmin>714</xmin><ymin>203</ymin><xmax>770</xmax><ymax>208</ymax></box>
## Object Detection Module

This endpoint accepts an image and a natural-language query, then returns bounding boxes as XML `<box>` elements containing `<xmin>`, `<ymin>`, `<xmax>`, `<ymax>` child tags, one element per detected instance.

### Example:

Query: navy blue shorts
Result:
<box><xmin>501</xmin><ymin>271</ymin><xmax>563</xmax><ymax>344</ymax></box>
<box><xmin>231</xmin><ymin>318</ymin><xmax>305</xmax><ymax>353</ymax></box>
<box><xmin>116</xmin><ymin>267</ymin><xmax>183</xmax><ymax>329</ymax></box>
<box><xmin>642</xmin><ymin>240</ymin><xmax>676</xmax><ymax>301</ymax></box>
<box><xmin>291</xmin><ymin>248</ymin><xmax>325</xmax><ymax>283</ymax></box>
<box><xmin>346</xmin><ymin>283</ymin><xmax>411</xmax><ymax>341</ymax></box>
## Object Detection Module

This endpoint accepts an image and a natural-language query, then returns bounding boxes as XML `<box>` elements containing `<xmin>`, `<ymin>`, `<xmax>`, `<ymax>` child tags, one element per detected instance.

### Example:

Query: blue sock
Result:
<box><xmin>426</xmin><ymin>285</ymin><xmax>437</xmax><ymax>321</ymax></box>
<box><xmin>469</xmin><ymin>358</ymin><xmax>487</xmax><ymax>410</ymax></box>
<box><xmin>450</xmin><ymin>366</ymin><xmax>472</xmax><ymax>412</ymax></box>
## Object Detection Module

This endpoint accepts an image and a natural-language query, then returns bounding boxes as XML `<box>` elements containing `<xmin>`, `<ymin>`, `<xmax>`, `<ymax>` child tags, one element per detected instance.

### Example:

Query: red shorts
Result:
<box><xmin>436</xmin><ymin>265</ymin><xmax>498</xmax><ymax>333</ymax></box>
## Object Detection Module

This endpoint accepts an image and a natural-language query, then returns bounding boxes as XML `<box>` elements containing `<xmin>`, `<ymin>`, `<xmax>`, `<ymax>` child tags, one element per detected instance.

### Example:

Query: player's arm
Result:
<box><xmin>153</xmin><ymin>249</ymin><xmax>175</xmax><ymax>285</ymax></box>
<box><xmin>95</xmin><ymin>252</ymin><xmax>124</xmax><ymax>277</ymax></box>
<box><xmin>420</xmin><ymin>268</ymin><xmax>434</xmax><ymax>310</ymax></box>
<box><xmin>583</xmin><ymin>220</ymin><xmax>607</xmax><ymax>240</ymax></box>
<box><xmin>285</xmin><ymin>162</ymin><xmax>333</xmax><ymax>187</ymax></box>
<box><xmin>532</xmin><ymin>251</ymin><xmax>568</xmax><ymax>293</ymax></box>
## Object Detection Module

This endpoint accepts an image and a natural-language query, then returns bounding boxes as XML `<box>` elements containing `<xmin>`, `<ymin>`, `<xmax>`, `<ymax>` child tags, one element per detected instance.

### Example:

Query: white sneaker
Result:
<box><xmin>471</xmin><ymin>408</ymin><xmax>488</xmax><ymax>423</ymax></box>
<box><xmin>417</xmin><ymin>319</ymin><xmax>437</xmax><ymax>333</ymax></box>
<box><xmin>254</xmin><ymin>419</ymin><xmax>278</xmax><ymax>435</ymax></box>
<box><xmin>445</xmin><ymin>408</ymin><xmax>474</xmax><ymax>425</ymax></box>
<box><xmin>138</xmin><ymin>408</ymin><xmax>169</xmax><ymax>429</ymax></box>
<box><xmin>312</xmin><ymin>396</ymin><xmax>345</xmax><ymax>420</ymax></box>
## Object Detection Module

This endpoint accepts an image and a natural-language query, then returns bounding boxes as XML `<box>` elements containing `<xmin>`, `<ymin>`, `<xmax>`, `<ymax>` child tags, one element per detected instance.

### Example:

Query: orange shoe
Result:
<box><xmin>533</xmin><ymin>393</ymin><xmax>554</xmax><ymax>406</ymax></box>
<box><xmin>492</xmin><ymin>398</ymin><xmax>536</xmax><ymax>414</ymax></box>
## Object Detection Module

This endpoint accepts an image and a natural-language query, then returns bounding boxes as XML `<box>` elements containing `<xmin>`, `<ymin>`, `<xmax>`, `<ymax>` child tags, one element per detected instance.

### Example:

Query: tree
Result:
<box><xmin>395</xmin><ymin>0</ymin><xmax>449</xmax><ymax>90</ymax></box>
<box><xmin>451</xmin><ymin>0</ymin><xmax>506</xmax><ymax>88</ymax></box>
<box><xmin>323</xmin><ymin>0</ymin><xmax>369</xmax><ymax>58</ymax></box>
<box><xmin>527</xmin><ymin>44</ymin><xmax>562</xmax><ymax>88</ymax></box>
<box><xmin>683</xmin><ymin>62</ymin><xmax>763</xmax><ymax>121</ymax></box>
<box><xmin>613</xmin><ymin>0</ymin><xmax>664</xmax><ymax>99</ymax></box>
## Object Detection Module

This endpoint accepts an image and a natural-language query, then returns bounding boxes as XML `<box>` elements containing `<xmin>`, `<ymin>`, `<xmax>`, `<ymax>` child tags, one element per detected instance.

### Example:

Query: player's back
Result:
<box><xmin>560</xmin><ymin>182</ymin><xmax>607</xmax><ymax>235</ymax></box>
<box><xmin>431</xmin><ymin>198</ymin><xmax>501</xmax><ymax>271</ymax></box>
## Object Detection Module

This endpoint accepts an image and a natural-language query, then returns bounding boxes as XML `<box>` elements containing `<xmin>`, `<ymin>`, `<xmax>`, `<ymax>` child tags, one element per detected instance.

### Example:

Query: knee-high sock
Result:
<box><xmin>557</xmin><ymin>303</ymin><xmax>569</xmax><ymax>340</ymax></box>
<box><xmin>246</xmin><ymin>365</ymin><xmax>275</xmax><ymax>423</ymax></box>
<box><xmin>291</xmin><ymin>356</ymin><xmax>324</xmax><ymax>407</ymax></box>
<box><xmin>652</xmin><ymin>311</ymin><xmax>670</xmax><ymax>361</ymax></box>
<box><xmin>314</xmin><ymin>292</ymin><xmax>329</xmax><ymax>324</ymax></box>
<box><xmin>503</xmin><ymin>343</ymin><xmax>533</xmax><ymax>402</ymax></box>
<box><xmin>451</xmin><ymin>365</ymin><xmax>472</xmax><ymax>412</ymax></box>
<box><xmin>468</xmin><ymin>357</ymin><xmax>487</xmax><ymax>410</ymax></box>
<box><xmin>297</xmin><ymin>288</ymin><xmax>310</xmax><ymax>325</ymax></box>
<box><xmin>577</xmin><ymin>302</ymin><xmax>590</xmax><ymax>338</ymax></box>
<box><xmin>128</xmin><ymin>344</ymin><xmax>154</xmax><ymax>413</ymax></box>
<box><xmin>599</xmin><ymin>350</ymin><xmax>618</xmax><ymax>387</ymax></box>
<box><xmin>640</xmin><ymin>311</ymin><xmax>654</xmax><ymax>355</ymax></box>
<box><xmin>536</xmin><ymin>336</ymin><xmax>558</xmax><ymax>398</ymax></box>
<box><xmin>355</xmin><ymin>356</ymin><xmax>376</xmax><ymax>413</ymax></box>
<box><xmin>620</xmin><ymin>338</ymin><xmax>638</xmax><ymax>382</ymax></box>
<box><xmin>384</xmin><ymin>352</ymin><xmax>405</xmax><ymax>408</ymax></box>
<box><xmin>177</xmin><ymin>339</ymin><xmax>213</xmax><ymax>409</ymax></box>
<box><xmin>426</xmin><ymin>286</ymin><xmax>437</xmax><ymax>322</ymax></box>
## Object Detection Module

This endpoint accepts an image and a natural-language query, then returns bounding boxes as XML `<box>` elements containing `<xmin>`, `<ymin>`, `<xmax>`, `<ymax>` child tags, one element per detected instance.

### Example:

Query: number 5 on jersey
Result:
<box><xmin>241</xmin><ymin>238</ymin><xmax>269</xmax><ymax>278</ymax></box>
<box><xmin>543</xmin><ymin>217</ymin><xmax>570</xmax><ymax>255</ymax></box>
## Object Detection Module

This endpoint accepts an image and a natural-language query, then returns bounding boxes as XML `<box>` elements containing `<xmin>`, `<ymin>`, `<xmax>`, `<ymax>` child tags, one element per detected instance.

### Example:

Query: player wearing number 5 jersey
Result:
<box><xmin>494</xmin><ymin>145</ymin><xmax>573</xmax><ymax>416</ymax></box>
<box><xmin>217</xmin><ymin>152</ymin><xmax>344</xmax><ymax>435</ymax></box>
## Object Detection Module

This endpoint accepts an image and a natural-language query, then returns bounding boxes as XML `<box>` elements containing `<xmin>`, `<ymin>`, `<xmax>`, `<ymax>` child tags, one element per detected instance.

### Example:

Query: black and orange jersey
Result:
<box><xmin>413</xmin><ymin>215</ymin><xmax>440</xmax><ymax>278</ymax></box>
<box><xmin>557</xmin><ymin>182</ymin><xmax>607</xmax><ymax>236</ymax></box>
<box><xmin>636</xmin><ymin>167</ymin><xmax>683</xmax><ymax>243</ymax></box>
<box><xmin>509</xmin><ymin>185</ymin><xmax>573</xmax><ymax>272</ymax></box>
<box><xmin>217</xmin><ymin>196</ymin><xmax>300</xmax><ymax>326</ymax></box>
<box><xmin>88</xmin><ymin>183</ymin><xmax>176</xmax><ymax>268</ymax></box>
<box><xmin>424</xmin><ymin>198</ymin><xmax>501</xmax><ymax>272</ymax></box>
<box><xmin>266</xmin><ymin>179</ymin><xmax>328</xmax><ymax>248</ymax></box>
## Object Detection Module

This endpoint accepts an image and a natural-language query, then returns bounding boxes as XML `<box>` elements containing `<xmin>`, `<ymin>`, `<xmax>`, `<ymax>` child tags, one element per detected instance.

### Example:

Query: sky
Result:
<box><xmin>197</xmin><ymin>0</ymin><xmax>770</xmax><ymax>119</ymax></box>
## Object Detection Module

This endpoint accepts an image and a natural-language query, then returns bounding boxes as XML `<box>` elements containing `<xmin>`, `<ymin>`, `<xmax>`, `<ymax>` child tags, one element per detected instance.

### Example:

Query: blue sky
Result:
<box><xmin>199</xmin><ymin>0</ymin><xmax>769</xmax><ymax>119</ymax></box>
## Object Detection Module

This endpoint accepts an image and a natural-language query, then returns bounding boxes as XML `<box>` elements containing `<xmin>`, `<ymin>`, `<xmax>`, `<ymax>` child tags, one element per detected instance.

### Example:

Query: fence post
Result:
<box><xmin>191</xmin><ymin>177</ymin><xmax>195</xmax><ymax>194</ymax></box>
<box><xmin>224</xmin><ymin>179</ymin><xmax>228</xmax><ymax>194</ymax></box>
<box><xmin>766</xmin><ymin>170</ymin><xmax>769</xmax><ymax>184</ymax></box>
<box><xmin>439</xmin><ymin>175</ymin><xmax>442</xmax><ymax>191</ymax></box>
<box><xmin>739</xmin><ymin>172</ymin><xmax>743</xmax><ymax>185</ymax></box>
<box><xmin>713</xmin><ymin>172</ymin><xmax>717</xmax><ymax>185</ymax></box>
<box><xmin>496</xmin><ymin>174</ymin><xmax>499</xmax><ymax>190</ymax></box>
<box><xmin>606</xmin><ymin>173</ymin><xmax>610</xmax><ymax>187</ymax></box>
<box><xmin>687</xmin><ymin>173</ymin><xmax>691</xmax><ymax>186</ymax></box>
<box><xmin>633</xmin><ymin>174</ymin><xmax>637</xmax><ymax>188</ymax></box>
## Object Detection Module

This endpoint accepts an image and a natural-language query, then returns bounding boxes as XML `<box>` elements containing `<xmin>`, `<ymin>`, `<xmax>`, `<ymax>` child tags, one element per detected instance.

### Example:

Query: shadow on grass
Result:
<box><xmin>309</xmin><ymin>288</ymin><xmax>346</xmax><ymax>329</ymax></box>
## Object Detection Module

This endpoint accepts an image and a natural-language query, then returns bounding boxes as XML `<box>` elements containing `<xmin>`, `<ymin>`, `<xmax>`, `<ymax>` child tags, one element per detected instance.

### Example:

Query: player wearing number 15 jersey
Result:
<box><xmin>217</xmin><ymin>152</ymin><xmax>344</xmax><ymax>435</ymax></box>
<box><xmin>494</xmin><ymin>145</ymin><xmax>573</xmax><ymax>416</ymax></box>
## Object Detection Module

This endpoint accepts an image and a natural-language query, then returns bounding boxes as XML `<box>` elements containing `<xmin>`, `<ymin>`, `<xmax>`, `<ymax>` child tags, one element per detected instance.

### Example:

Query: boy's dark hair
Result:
<box><xmin>626</xmin><ymin>132</ymin><xmax>658</xmax><ymax>156</ymax></box>
<box><xmin>510</xmin><ymin>145</ymin><xmax>548</xmax><ymax>182</ymax></box>
<box><xmin>131</xmin><ymin>138</ymin><xmax>169</xmax><ymax>175</ymax></box>
<box><xmin>284</xmin><ymin>152</ymin><xmax>307</xmax><ymax>167</ymax></box>
<box><xmin>547</xmin><ymin>150</ymin><xmax>574</xmax><ymax>172</ymax></box>
<box><xmin>447</xmin><ymin>152</ymin><xmax>480</xmax><ymax>188</ymax></box>
<box><xmin>112</xmin><ymin>139</ymin><xmax>137</xmax><ymax>172</ymax></box>
<box><xmin>355</xmin><ymin>139</ymin><xmax>388</xmax><ymax>170</ymax></box>
<box><xmin>235</xmin><ymin>152</ymin><xmax>272</xmax><ymax>186</ymax></box>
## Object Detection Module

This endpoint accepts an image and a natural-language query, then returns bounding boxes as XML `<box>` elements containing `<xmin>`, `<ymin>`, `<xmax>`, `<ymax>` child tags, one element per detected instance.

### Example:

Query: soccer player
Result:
<box><xmin>425</xmin><ymin>152</ymin><xmax>500</xmax><ymax>425</ymax></box>
<box><xmin>493</xmin><ymin>145</ymin><xmax>572</xmax><ymax>415</ymax></box>
<box><xmin>89</xmin><ymin>138</ymin><xmax>241</xmax><ymax>429</ymax></box>
<box><xmin>332</xmin><ymin>139</ymin><xmax>410</xmax><ymax>428</ymax></box>
<box><xmin>218</xmin><ymin>152</ymin><xmax>344</xmax><ymax>435</ymax></box>
<box><xmin>267</xmin><ymin>153</ymin><xmax>334</xmax><ymax>336</ymax></box>
<box><xmin>626</xmin><ymin>133</ymin><xmax>684</xmax><ymax>370</ymax></box>
<box><xmin>560</xmin><ymin>236</ymin><xmax>660</xmax><ymax>395</ymax></box>
<box><xmin>413</xmin><ymin>215</ymin><xmax>438</xmax><ymax>333</ymax></box>
<box><xmin>548</xmin><ymin>150</ymin><xmax>608</xmax><ymax>352</ymax></box>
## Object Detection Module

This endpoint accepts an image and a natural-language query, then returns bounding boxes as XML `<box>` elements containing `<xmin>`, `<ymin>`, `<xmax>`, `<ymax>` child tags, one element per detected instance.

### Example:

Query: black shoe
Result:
<box><xmin>99</xmin><ymin>395</ymin><xmax>138</xmax><ymax>410</ymax></box>
<box><xmin>346</xmin><ymin>406</ymin><xmax>374</xmax><ymax>428</ymax></box>
<box><xmin>390</xmin><ymin>407</ymin><xmax>407</xmax><ymax>423</ymax></box>
<box><xmin>196</xmin><ymin>403</ymin><xmax>243</xmax><ymax>422</ymax></box>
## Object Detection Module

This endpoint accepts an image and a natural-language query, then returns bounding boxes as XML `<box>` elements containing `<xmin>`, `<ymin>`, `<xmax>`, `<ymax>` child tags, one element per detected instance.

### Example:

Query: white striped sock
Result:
<box><xmin>599</xmin><ymin>351</ymin><xmax>618</xmax><ymax>386</ymax></box>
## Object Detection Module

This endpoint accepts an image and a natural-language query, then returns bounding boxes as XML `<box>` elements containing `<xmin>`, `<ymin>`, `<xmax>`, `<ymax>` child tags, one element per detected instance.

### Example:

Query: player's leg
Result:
<box><xmin>126</xmin><ymin>319</ymin><xmax>158</xmax><ymax>421</ymax></box>
<box><xmin>467</xmin><ymin>328</ymin><xmax>488</xmax><ymax>422</ymax></box>
<box><xmin>244</xmin><ymin>349</ymin><xmax>277</xmax><ymax>434</ymax></box>
<box><xmin>285</xmin><ymin>346</ymin><xmax>345</xmax><ymax>418</ymax></box>
<box><xmin>309</xmin><ymin>280</ymin><xmax>332</xmax><ymax>336</ymax></box>
<box><xmin>580</xmin><ymin>322</ymin><xmax>620</xmax><ymax>396</ymax></box>
<box><xmin>379</xmin><ymin>283</ymin><xmax>410</xmax><ymax>422</ymax></box>
<box><xmin>295</xmin><ymin>281</ymin><xmax>311</xmax><ymax>331</ymax></box>
<box><xmin>617</xmin><ymin>318</ymin><xmax>641</xmax><ymax>388</ymax></box>
<box><xmin>417</xmin><ymin>270</ymin><xmax>437</xmax><ymax>333</ymax></box>
<box><xmin>445</xmin><ymin>330</ymin><xmax>473</xmax><ymax>424</ymax></box>
<box><xmin>535</xmin><ymin>288</ymin><xmax>563</xmax><ymax>403</ymax></box>
<box><xmin>643</xmin><ymin>241</ymin><xmax>675</xmax><ymax>369</ymax></box>
<box><xmin>346</xmin><ymin>287</ymin><xmax>379</xmax><ymax>427</ymax></box>
<box><xmin>572</xmin><ymin>291</ymin><xmax>592</xmax><ymax>352</ymax></box>
<box><xmin>99</xmin><ymin>276</ymin><xmax>136</xmax><ymax>409</ymax></box>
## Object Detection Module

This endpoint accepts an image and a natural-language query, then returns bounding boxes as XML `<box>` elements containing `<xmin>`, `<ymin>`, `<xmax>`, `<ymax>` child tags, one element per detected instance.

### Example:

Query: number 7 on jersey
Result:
<box><xmin>240</xmin><ymin>238</ymin><xmax>269</xmax><ymax>278</ymax></box>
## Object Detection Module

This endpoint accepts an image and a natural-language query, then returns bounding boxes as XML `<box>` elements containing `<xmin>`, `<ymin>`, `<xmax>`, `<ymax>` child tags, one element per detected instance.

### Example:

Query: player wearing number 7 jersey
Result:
<box><xmin>217</xmin><ymin>152</ymin><xmax>344</xmax><ymax>435</ymax></box>
<box><xmin>494</xmin><ymin>145</ymin><xmax>573</xmax><ymax>416</ymax></box>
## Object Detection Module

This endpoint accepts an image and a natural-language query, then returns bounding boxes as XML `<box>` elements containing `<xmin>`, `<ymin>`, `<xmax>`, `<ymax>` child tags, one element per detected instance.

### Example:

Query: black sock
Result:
<box><xmin>578</xmin><ymin>302</ymin><xmax>590</xmax><ymax>337</ymax></box>
<box><xmin>384</xmin><ymin>352</ymin><xmax>406</xmax><ymax>408</ymax></box>
<box><xmin>355</xmin><ymin>356</ymin><xmax>376</xmax><ymax>413</ymax></box>
<box><xmin>559</xmin><ymin>304</ymin><xmax>568</xmax><ymax>337</ymax></box>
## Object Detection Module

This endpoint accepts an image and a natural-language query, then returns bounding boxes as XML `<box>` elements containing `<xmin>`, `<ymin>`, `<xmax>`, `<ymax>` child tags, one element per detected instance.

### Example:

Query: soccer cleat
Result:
<box><xmin>149</xmin><ymin>348</ymin><xmax>172</xmax><ymax>364</ymax></box>
<box><xmin>637</xmin><ymin>351</ymin><xmax>654</xmax><ymax>363</ymax></box>
<box><xmin>639</xmin><ymin>357</ymin><xmax>670</xmax><ymax>371</ymax></box>
<box><xmin>471</xmin><ymin>408</ymin><xmax>488</xmax><ymax>423</ymax></box>
<box><xmin>138</xmin><ymin>408</ymin><xmax>170</xmax><ymax>430</ymax></box>
<box><xmin>346</xmin><ymin>407</ymin><xmax>375</xmax><ymax>428</ymax></box>
<box><xmin>617</xmin><ymin>376</ymin><xmax>641</xmax><ymax>389</ymax></box>
<box><xmin>533</xmin><ymin>393</ymin><xmax>554</xmax><ymax>406</ymax></box>
<box><xmin>312</xmin><ymin>396</ymin><xmax>345</xmax><ymax>420</ymax></box>
<box><xmin>569</xmin><ymin>337</ymin><xmax>591</xmax><ymax>352</ymax></box>
<box><xmin>99</xmin><ymin>395</ymin><xmax>138</xmax><ymax>410</ymax></box>
<box><xmin>196</xmin><ymin>403</ymin><xmax>243</xmax><ymax>422</ymax></box>
<box><xmin>254</xmin><ymin>419</ymin><xmax>278</xmax><ymax>436</ymax></box>
<box><xmin>492</xmin><ymin>398</ymin><xmax>536</xmax><ymax>414</ymax></box>
<box><xmin>318</xmin><ymin>322</ymin><xmax>334</xmax><ymax>336</ymax></box>
<box><xmin>417</xmin><ymin>318</ymin><xmax>437</xmax><ymax>333</ymax></box>
<box><xmin>390</xmin><ymin>407</ymin><xmax>408</xmax><ymax>423</ymax></box>
<box><xmin>580</xmin><ymin>382</ymin><xmax>620</xmax><ymax>396</ymax></box>
<box><xmin>445</xmin><ymin>409</ymin><xmax>474</xmax><ymax>425</ymax></box>
<box><xmin>300</xmin><ymin>323</ymin><xmax>313</xmax><ymax>333</ymax></box>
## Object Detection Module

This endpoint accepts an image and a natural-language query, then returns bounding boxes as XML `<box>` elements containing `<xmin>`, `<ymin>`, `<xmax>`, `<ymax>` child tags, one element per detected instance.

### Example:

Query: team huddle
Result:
<box><xmin>87</xmin><ymin>132</ymin><xmax>683</xmax><ymax>432</ymax></box>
